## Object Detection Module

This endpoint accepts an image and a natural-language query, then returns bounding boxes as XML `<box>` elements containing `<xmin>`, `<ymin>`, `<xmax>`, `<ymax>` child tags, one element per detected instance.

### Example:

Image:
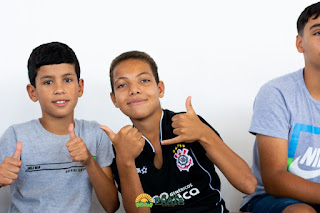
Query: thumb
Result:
<box><xmin>68</xmin><ymin>123</ymin><xmax>76</xmax><ymax>140</ymax></box>
<box><xmin>12</xmin><ymin>141</ymin><xmax>23</xmax><ymax>159</ymax></box>
<box><xmin>100</xmin><ymin>125</ymin><xmax>116</xmax><ymax>141</ymax></box>
<box><xmin>185</xmin><ymin>96</ymin><xmax>195</xmax><ymax>113</ymax></box>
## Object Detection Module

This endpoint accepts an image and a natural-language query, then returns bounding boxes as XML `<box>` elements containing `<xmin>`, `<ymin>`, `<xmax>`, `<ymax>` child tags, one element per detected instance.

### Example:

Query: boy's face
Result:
<box><xmin>110</xmin><ymin>59</ymin><xmax>164</xmax><ymax>120</ymax></box>
<box><xmin>27</xmin><ymin>63</ymin><xmax>84</xmax><ymax>120</ymax></box>
<box><xmin>297</xmin><ymin>15</ymin><xmax>320</xmax><ymax>70</ymax></box>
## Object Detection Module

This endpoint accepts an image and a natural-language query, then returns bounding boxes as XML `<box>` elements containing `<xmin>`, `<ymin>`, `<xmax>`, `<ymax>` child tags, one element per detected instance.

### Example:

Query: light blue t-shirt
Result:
<box><xmin>242</xmin><ymin>69</ymin><xmax>320</xmax><ymax>207</ymax></box>
<box><xmin>0</xmin><ymin>119</ymin><xmax>114</xmax><ymax>213</ymax></box>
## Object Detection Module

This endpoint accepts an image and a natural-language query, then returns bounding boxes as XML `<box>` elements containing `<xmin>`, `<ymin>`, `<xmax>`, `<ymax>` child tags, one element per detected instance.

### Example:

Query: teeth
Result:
<box><xmin>56</xmin><ymin>101</ymin><xmax>66</xmax><ymax>104</ymax></box>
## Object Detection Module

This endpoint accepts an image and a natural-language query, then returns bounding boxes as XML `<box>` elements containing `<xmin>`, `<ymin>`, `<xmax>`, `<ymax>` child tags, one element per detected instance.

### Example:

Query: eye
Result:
<box><xmin>314</xmin><ymin>31</ymin><xmax>320</xmax><ymax>35</ymax></box>
<box><xmin>64</xmin><ymin>78</ymin><xmax>72</xmax><ymax>83</ymax></box>
<box><xmin>141</xmin><ymin>79</ymin><xmax>150</xmax><ymax>83</ymax></box>
<box><xmin>44</xmin><ymin>80</ymin><xmax>53</xmax><ymax>85</ymax></box>
<box><xmin>117</xmin><ymin>84</ymin><xmax>126</xmax><ymax>89</ymax></box>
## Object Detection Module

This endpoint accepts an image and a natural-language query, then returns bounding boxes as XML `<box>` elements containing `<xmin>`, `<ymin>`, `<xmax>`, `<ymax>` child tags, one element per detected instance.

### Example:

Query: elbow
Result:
<box><xmin>261</xmin><ymin>172</ymin><xmax>284</xmax><ymax>197</ymax></box>
<box><xmin>242</xmin><ymin>176</ymin><xmax>257</xmax><ymax>195</ymax></box>
<box><xmin>104</xmin><ymin>200</ymin><xmax>120</xmax><ymax>213</ymax></box>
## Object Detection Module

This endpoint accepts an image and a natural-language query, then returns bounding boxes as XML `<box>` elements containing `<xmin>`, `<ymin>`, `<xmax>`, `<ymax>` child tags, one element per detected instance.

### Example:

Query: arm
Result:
<box><xmin>66</xmin><ymin>124</ymin><xmax>119</xmax><ymax>213</ymax></box>
<box><xmin>116</xmin><ymin>156</ymin><xmax>149</xmax><ymax>213</ymax></box>
<box><xmin>100</xmin><ymin>125</ymin><xmax>150</xmax><ymax>213</ymax></box>
<box><xmin>85</xmin><ymin>163</ymin><xmax>119</xmax><ymax>213</ymax></box>
<box><xmin>258</xmin><ymin>134</ymin><xmax>320</xmax><ymax>203</ymax></box>
<box><xmin>161</xmin><ymin>96</ymin><xmax>257</xmax><ymax>194</ymax></box>
<box><xmin>198</xmin><ymin>125</ymin><xmax>256</xmax><ymax>194</ymax></box>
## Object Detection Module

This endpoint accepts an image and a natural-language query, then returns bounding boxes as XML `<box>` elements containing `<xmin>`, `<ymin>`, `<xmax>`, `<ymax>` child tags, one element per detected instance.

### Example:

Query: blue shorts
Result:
<box><xmin>240</xmin><ymin>194</ymin><xmax>320</xmax><ymax>213</ymax></box>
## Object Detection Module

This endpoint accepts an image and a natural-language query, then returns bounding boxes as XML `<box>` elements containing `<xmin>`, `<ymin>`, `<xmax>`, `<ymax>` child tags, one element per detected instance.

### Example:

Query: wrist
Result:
<box><xmin>83</xmin><ymin>154</ymin><xmax>95</xmax><ymax>168</ymax></box>
<box><xmin>116</xmin><ymin>156</ymin><xmax>136</xmax><ymax>168</ymax></box>
<box><xmin>199</xmin><ymin>126</ymin><xmax>221</xmax><ymax>149</ymax></box>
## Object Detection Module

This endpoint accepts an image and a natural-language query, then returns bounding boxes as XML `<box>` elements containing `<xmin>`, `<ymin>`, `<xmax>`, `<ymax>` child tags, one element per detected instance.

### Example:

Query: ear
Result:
<box><xmin>26</xmin><ymin>84</ymin><xmax>38</xmax><ymax>102</ymax></box>
<box><xmin>296</xmin><ymin>34</ymin><xmax>304</xmax><ymax>53</ymax></box>
<box><xmin>158</xmin><ymin>81</ymin><xmax>165</xmax><ymax>98</ymax></box>
<box><xmin>110</xmin><ymin>92</ymin><xmax>119</xmax><ymax>108</ymax></box>
<box><xmin>78</xmin><ymin>79</ymin><xmax>84</xmax><ymax>97</ymax></box>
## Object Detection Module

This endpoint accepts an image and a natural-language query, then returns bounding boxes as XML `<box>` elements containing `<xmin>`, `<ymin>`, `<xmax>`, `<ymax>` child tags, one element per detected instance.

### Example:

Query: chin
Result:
<box><xmin>124</xmin><ymin>111</ymin><xmax>150</xmax><ymax>121</ymax></box>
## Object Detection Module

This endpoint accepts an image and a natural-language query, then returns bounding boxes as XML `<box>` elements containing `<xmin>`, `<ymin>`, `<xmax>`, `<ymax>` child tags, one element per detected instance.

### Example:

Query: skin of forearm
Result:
<box><xmin>85</xmin><ymin>157</ymin><xmax>119</xmax><ymax>213</ymax></box>
<box><xmin>262</xmin><ymin>170</ymin><xmax>320</xmax><ymax>204</ymax></box>
<box><xmin>198</xmin><ymin>127</ymin><xmax>257</xmax><ymax>194</ymax></box>
<box><xmin>116</xmin><ymin>157</ymin><xmax>150</xmax><ymax>213</ymax></box>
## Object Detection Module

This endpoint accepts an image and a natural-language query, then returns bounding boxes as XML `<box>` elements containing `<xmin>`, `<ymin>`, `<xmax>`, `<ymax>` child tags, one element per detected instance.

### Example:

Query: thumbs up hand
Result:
<box><xmin>162</xmin><ymin>96</ymin><xmax>207</xmax><ymax>145</ymax></box>
<box><xmin>0</xmin><ymin>141</ymin><xmax>23</xmax><ymax>187</ymax></box>
<box><xmin>100</xmin><ymin>125</ymin><xmax>145</xmax><ymax>164</ymax></box>
<box><xmin>66</xmin><ymin>123</ymin><xmax>92</xmax><ymax>166</ymax></box>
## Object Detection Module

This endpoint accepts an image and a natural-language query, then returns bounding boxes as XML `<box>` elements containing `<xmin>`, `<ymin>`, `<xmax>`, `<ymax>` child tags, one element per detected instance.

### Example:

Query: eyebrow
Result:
<box><xmin>310</xmin><ymin>23</ymin><xmax>320</xmax><ymax>30</ymax></box>
<box><xmin>114</xmin><ymin>72</ymin><xmax>153</xmax><ymax>82</ymax></box>
<box><xmin>39</xmin><ymin>73</ymin><xmax>75</xmax><ymax>80</ymax></box>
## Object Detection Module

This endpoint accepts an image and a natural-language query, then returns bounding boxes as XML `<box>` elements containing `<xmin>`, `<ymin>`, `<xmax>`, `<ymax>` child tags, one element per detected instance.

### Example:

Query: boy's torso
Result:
<box><xmin>112</xmin><ymin>109</ymin><xmax>227</xmax><ymax>212</ymax></box>
<box><xmin>0</xmin><ymin>119</ymin><xmax>112</xmax><ymax>213</ymax></box>
<box><xmin>243</xmin><ymin>69</ymin><xmax>320</xmax><ymax>206</ymax></box>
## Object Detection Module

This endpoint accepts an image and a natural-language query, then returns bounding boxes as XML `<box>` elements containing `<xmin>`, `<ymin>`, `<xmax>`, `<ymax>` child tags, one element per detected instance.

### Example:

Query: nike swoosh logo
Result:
<box><xmin>289</xmin><ymin>156</ymin><xmax>320</xmax><ymax>179</ymax></box>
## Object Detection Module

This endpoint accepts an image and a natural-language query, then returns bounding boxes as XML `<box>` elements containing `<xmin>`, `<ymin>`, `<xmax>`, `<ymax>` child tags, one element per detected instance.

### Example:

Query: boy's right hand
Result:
<box><xmin>100</xmin><ymin>125</ymin><xmax>145</xmax><ymax>165</ymax></box>
<box><xmin>0</xmin><ymin>141</ymin><xmax>22</xmax><ymax>187</ymax></box>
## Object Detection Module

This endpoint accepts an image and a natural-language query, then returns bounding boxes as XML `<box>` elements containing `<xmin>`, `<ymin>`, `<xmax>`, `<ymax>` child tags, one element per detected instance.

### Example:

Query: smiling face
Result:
<box><xmin>27</xmin><ymin>63</ymin><xmax>84</xmax><ymax>120</ymax></box>
<box><xmin>110</xmin><ymin>59</ymin><xmax>164</xmax><ymax>121</ymax></box>
<box><xmin>297</xmin><ymin>15</ymin><xmax>320</xmax><ymax>71</ymax></box>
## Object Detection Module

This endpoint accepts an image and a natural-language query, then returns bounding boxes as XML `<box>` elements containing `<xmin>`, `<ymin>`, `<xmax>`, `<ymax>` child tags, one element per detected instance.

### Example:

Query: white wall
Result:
<box><xmin>0</xmin><ymin>0</ymin><xmax>317</xmax><ymax>212</ymax></box>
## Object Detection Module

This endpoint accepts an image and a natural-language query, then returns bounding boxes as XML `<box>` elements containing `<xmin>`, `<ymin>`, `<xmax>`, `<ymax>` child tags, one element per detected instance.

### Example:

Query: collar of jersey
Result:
<box><xmin>139</xmin><ymin>110</ymin><xmax>164</xmax><ymax>153</ymax></box>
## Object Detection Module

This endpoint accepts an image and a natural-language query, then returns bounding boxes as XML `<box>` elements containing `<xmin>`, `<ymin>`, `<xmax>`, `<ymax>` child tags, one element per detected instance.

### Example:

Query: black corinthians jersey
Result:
<box><xmin>111</xmin><ymin>109</ymin><xmax>228</xmax><ymax>213</ymax></box>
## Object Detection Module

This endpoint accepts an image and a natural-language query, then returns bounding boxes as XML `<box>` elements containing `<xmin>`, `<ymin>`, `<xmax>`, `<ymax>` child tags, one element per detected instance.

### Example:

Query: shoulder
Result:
<box><xmin>74</xmin><ymin>119</ymin><xmax>101</xmax><ymax>132</ymax></box>
<box><xmin>9</xmin><ymin>119</ymin><xmax>40</xmax><ymax>133</ymax></box>
<box><xmin>258</xmin><ymin>70</ymin><xmax>302</xmax><ymax>96</ymax></box>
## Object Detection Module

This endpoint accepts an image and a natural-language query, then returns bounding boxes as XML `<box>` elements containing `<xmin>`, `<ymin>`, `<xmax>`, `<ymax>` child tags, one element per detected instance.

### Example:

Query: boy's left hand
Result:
<box><xmin>66</xmin><ymin>123</ymin><xmax>92</xmax><ymax>166</ymax></box>
<box><xmin>162</xmin><ymin>96</ymin><xmax>207</xmax><ymax>145</ymax></box>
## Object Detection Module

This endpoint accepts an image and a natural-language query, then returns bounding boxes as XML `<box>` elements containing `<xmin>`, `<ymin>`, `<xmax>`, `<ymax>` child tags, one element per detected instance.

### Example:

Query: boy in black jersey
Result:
<box><xmin>100</xmin><ymin>51</ymin><xmax>256</xmax><ymax>213</ymax></box>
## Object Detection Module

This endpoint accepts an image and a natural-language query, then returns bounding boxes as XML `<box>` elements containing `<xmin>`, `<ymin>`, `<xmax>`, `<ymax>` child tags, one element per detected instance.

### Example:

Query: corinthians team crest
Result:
<box><xmin>174</xmin><ymin>148</ymin><xmax>194</xmax><ymax>172</ymax></box>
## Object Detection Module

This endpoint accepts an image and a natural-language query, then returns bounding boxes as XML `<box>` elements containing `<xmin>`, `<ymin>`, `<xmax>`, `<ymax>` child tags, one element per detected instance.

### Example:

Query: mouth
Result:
<box><xmin>52</xmin><ymin>100</ymin><xmax>69</xmax><ymax>107</ymax></box>
<box><xmin>127</xmin><ymin>99</ymin><xmax>147</xmax><ymax>106</ymax></box>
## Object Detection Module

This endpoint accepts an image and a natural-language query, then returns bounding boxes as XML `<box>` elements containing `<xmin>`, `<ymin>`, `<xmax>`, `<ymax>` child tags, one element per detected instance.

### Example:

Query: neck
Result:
<box><xmin>40</xmin><ymin>114</ymin><xmax>74</xmax><ymax>135</ymax></box>
<box><xmin>304</xmin><ymin>65</ymin><xmax>320</xmax><ymax>100</ymax></box>
<box><xmin>131</xmin><ymin>107</ymin><xmax>162</xmax><ymax>144</ymax></box>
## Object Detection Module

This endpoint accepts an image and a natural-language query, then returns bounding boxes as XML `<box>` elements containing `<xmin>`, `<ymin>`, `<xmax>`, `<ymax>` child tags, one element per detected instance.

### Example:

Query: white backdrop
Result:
<box><xmin>0</xmin><ymin>0</ymin><xmax>316</xmax><ymax>212</ymax></box>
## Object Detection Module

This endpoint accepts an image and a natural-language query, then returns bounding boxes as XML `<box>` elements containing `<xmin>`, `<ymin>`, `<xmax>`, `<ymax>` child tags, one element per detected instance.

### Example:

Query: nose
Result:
<box><xmin>53</xmin><ymin>82</ymin><xmax>65</xmax><ymax>95</ymax></box>
<box><xmin>129</xmin><ymin>82</ymin><xmax>141</xmax><ymax>95</ymax></box>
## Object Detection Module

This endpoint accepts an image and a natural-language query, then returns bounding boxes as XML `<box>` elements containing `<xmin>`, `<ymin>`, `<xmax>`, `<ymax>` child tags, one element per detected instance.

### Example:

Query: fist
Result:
<box><xmin>100</xmin><ymin>125</ymin><xmax>145</xmax><ymax>163</ymax></box>
<box><xmin>0</xmin><ymin>141</ymin><xmax>23</xmax><ymax>187</ymax></box>
<box><xmin>66</xmin><ymin>123</ymin><xmax>92</xmax><ymax>166</ymax></box>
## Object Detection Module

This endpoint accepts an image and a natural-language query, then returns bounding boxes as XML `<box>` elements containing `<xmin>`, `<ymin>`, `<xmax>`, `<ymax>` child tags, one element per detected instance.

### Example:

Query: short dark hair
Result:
<box><xmin>297</xmin><ymin>2</ymin><xmax>320</xmax><ymax>36</ymax></box>
<box><xmin>27</xmin><ymin>42</ymin><xmax>80</xmax><ymax>87</ymax></box>
<box><xmin>109</xmin><ymin>51</ymin><xmax>159</xmax><ymax>93</ymax></box>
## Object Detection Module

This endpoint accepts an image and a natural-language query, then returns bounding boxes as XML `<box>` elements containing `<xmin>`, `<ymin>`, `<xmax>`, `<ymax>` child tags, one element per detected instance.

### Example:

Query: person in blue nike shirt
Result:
<box><xmin>241</xmin><ymin>2</ymin><xmax>320</xmax><ymax>213</ymax></box>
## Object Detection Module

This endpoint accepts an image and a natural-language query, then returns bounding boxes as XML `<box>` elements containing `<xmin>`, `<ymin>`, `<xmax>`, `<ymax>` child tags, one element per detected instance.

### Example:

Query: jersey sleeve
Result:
<box><xmin>0</xmin><ymin>126</ymin><xmax>18</xmax><ymax>163</ymax></box>
<box><xmin>250</xmin><ymin>83</ymin><xmax>290</xmax><ymax>140</ymax></box>
<box><xmin>96</xmin><ymin>127</ymin><xmax>115</xmax><ymax>168</ymax></box>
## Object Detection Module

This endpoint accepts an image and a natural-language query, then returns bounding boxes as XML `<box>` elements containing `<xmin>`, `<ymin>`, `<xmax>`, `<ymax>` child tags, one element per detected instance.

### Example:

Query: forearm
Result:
<box><xmin>116</xmin><ymin>158</ymin><xmax>150</xmax><ymax>213</ymax></box>
<box><xmin>263</xmin><ymin>170</ymin><xmax>320</xmax><ymax>204</ymax></box>
<box><xmin>85</xmin><ymin>158</ymin><xmax>119</xmax><ymax>213</ymax></box>
<box><xmin>199</xmin><ymin>126</ymin><xmax>257</xmax><ymax>194</ymax></box>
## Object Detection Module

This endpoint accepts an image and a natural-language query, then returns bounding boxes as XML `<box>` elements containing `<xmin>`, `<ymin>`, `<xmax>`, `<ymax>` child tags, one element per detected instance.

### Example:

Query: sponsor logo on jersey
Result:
<box><xmin>174</xmin><ymin>148</ymin><xmax>194</xmax><ymax>172</ymax></box>
<box><xmin>137</xmin><ymin>166</ymin><xmax>147</xmax><ymax>174</ymax></box>
<box><xmin>154</xmin><ymin>196</ymin><xmax>184</xmax><ymax>207</ymax></box>
<box><xmin>135</xmin><ymin>193</ymin><xmax>153</xmax><ymax>208</ymax></box>
<box><xmin>289</xmin><ymin>147</ymin><xmax>320</xmax><ymax>179</ymax></box>
<box><xmin>152</xmin><ymin>183</ymin><xmax>200</xmax><ymax>207</ymax></box>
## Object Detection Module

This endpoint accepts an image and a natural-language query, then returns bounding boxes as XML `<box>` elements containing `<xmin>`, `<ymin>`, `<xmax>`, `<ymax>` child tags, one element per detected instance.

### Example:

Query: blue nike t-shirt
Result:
<box><xmin>242</xmin><ymin>68</ymin><xmax>320</xmax><ymax>207</ymax></box>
